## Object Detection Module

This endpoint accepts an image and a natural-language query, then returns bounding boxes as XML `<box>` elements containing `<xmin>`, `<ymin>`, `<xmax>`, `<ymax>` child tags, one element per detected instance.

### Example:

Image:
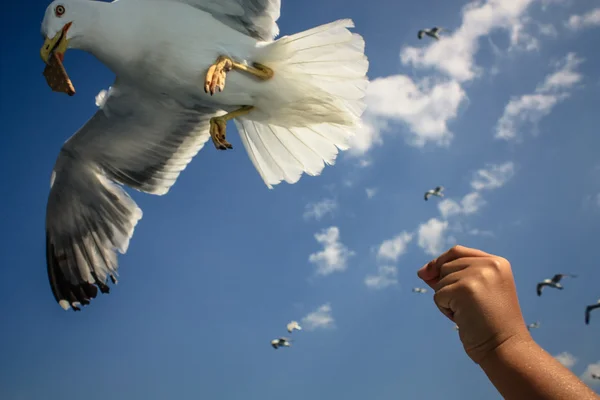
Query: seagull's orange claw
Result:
<box><xmin>209</xmin><ymin>116</ymin><xmax>232</xmax><ymax>150</ymax></box>
<box><xmin>204</xmin><ymin>56</ymin><xmax>233</xmax><ymax>96</ymax></box>
<box><xmin>204</xmin><ymin>56</ymin><xmax>274</xmax><ymax>96</ymax></box>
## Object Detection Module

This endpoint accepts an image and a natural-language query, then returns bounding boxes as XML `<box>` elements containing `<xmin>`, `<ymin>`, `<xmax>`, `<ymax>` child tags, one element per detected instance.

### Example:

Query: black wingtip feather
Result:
<box><xmin>46</xmin><ymin>231</ymin><xmax>109</xmax><ymax>311</ymax></box>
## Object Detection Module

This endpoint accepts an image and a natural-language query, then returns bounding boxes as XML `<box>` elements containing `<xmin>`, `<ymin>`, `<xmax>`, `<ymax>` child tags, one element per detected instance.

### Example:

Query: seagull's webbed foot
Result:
<box><xmin>204</xmin><ymin>56</ymin><xmax>274</xmax><ymax>96</ymax></box>
<box><xmin>209</xmin><ymin>106</ymin><xmax>255</xmax><ymax>151</ymax></box>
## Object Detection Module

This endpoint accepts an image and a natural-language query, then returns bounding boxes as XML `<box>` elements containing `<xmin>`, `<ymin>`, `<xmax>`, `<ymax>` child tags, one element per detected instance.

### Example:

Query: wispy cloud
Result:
<box><xmin>354</xmin><ymin>0</ymin><xmax>552</xmax><ymax>154</ymax></box>
<box><xmin>471</xmin><ymin>162</ymin><xmax>516</xmax><ymax>191</ymax></box>
<box><xmin>365</xmin><ymin>265</ymin><xmax>399</xmax><ymax>290</ymax></box>
<box><xmin>365</xmin><ymin>188</ymin><xmax>378</xmax><ymax>199</ymax></box>
<box><xmin>301</xmin><ymin>303</ymin><xmax>335</xmax><ymax>331</ymax></box>
<box><xmin>377</xmin><ymin>231</ymin><xmax>413</xmax><ymax>262</ymax></box>
<box><xmin>438</xmin><ymin>192</ymin><xmax>486</xmax><ymax>219</ymax></box>
<box><xmin>363</xmin><ymin>76</ymin><xmax>465</xmax><ymax>148</ymax></box>
<box><xmin>417</xmin><ymin>218</ymin><xmax>450</xmax><ymax>256</ymax></box>
<box><xmin>400</xmin><ymin>0</ymin><xmax>540</xmax><ymax>82</ymax></box>
<box><xmin>580</xmin><ymin>361</ymin><xmax>600</xmax><ymax>385</ymax></box>
<box><xmin>308</xmin><ymin>227</ymin><xmax>355</xmax><ymax>276</ymax></box>
<box><xmin>303</xmin><ymin>198</ymin><xmax>338</xmax><ymax>221</ymax></box>
<box><xmin>421</xmin><ymin>162</ymin><xmax>515</xmax><ymax>251</ymax></box>
<box><xmin>495</xmin><ymin>53</ymin><xmax>584</xmax><ymax>141</ymax></box>
<box><xmin>566</xmin><ymin>8</ymin><xmax>600</xmax><ymax>31</ymax></box>
<box><xmin>554</xmin><ymin>352</ymin><xmax>577</xmax><ymax>369</ymax></box>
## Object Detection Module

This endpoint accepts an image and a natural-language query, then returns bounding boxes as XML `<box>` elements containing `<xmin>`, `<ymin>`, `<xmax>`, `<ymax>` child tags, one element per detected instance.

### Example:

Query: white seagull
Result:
<box><xmin>536</xmin><ymin>274</ymin><xmax>577</xmax><ymax>296</ymax></box>
<box><xmin>585</xmin><ymin>299</ymin><xmax>600</xmax><ymax>325</ymax></box>
<box><xmin>271</xmin><ymin>337</ymin><xmax>292</xmax><ymax>349</ymax></box>
<box><xmin>418</xmin><ymin>27</ymin><xmax>442</xmax><ymax>40</ymax></box>
<box><xmin>527</xmin><ymin>321</ymin><xmax>540</xmax><ymax>331</ymax></box>
<box><xmin>424</xmin><ymin>186</ymin><xmax>444</xmax><ymax>201</ymax></box>
<box><xmin>286</xmin><ymin>321</ymin><xmax>302</xmax><ymax>333</ymax></box>
<box><xmin>39</xmin><ymin>0</ymin><xmax>369</xmax><ymax>311</ymax></box>
<box><xmin>591</xmin><ymin>373</ymin><xmax>600</xmax><ymax>380</ymax></box>
<box><xmin>412</xmin><ymin>287</ymin><xmax>427</xmax><ymax>293</ymax></box>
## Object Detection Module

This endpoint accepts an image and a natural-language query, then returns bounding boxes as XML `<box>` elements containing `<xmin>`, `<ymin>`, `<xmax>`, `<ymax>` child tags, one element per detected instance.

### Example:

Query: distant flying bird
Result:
<box><xmin>286</xmin><ymin>321</ymin><xmax>302</xmax><ymax>333</ymax></box>
<box><xmin>536</xmin><ymin>274</ymin><xmax>577</xmax><ymax>296</ymax></box>
<box><xmin>527</xmin><ymin>321</ymin><xmax>540</xmax><ymax>331</ymax></box>
<box><xmin>271</xmin><ymin>337</ymin><xmax>292</xmax><ymax>349</ymax></box>
<box><xmin>412</xmin><ymin>287</ymin><xmax>428</xmax><ymax>293</ymax></box>
<box><xmin>424</xmin><ymin>186</ymin><xmax>444</xmax><ymax>201</ymax></box>
<box><xmin>39</xmin><ymin>0</ymin><xmax>369</xmax><ymax>311</ymax></box>
<box><xmin>592</xmin><ymin>373</ymin><xmax>600</xmax><ymax>380</ymax></box>
<box><xmin>418</xmin><ymin>27</ymin><xmax>443</xmax><ymax>40</ymax></box>
<box><xmin>585</xmin><ymin>299</ymin><xmax>600</xmax><ymax>325</ymax></box>
<box><xmin>453</xmin><ymin>325</ymin><xmax>459</xmax><ymax>331</ymax></box>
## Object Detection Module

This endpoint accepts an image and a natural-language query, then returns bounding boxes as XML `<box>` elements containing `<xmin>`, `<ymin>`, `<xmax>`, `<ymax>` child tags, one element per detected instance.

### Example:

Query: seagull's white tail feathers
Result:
<box><xmin>234</xmin><ymin>120</ymin><xmax>364</xmax><ymax>188</ymax></box>
<box><xmin>238</xmin><ymin>19</ymin><xmax>369</xmax><ymax>188</ymax></box>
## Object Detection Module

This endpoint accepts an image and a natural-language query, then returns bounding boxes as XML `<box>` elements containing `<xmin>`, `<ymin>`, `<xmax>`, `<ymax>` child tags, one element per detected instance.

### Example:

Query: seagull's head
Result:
<box><xmin>40</xmin><ymin>0</ymin><xmax>88</xmax><ymax>63</ymax></box>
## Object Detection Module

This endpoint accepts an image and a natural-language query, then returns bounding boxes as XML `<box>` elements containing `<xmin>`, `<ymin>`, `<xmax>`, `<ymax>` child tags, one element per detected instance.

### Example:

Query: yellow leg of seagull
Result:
<box><xmin>204</xmin><ymin>56</ymin><xmax>274</xmax><ymax>95</ymax></box>
<box><xmin>210</xmin><ymin>106</ymin><xmax>254</xmax><ymax>150</ymax></box>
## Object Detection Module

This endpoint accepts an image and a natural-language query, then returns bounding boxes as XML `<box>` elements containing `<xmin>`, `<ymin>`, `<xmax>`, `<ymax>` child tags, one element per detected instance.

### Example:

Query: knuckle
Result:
<box><xmin>459</xmin><ymin>277</ymin><xmax>481</xmax><ymax>296</ymax></box>
<box><xmin>490</xmin><ymin>256</ymin><xmax>511</xmax><ymax>274</ymax></box>
<box><xmin>448</xmin><ymin>245</ymin><xmax>462</xmax><ymax>257</ymax></box>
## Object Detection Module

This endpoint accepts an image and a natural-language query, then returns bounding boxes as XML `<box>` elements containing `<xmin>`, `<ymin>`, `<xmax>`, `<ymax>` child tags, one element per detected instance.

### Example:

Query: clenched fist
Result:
<box><xmin>418</xmin><ymin>245</ymin><xmax>531</xmax><ymax>364</ymax></box>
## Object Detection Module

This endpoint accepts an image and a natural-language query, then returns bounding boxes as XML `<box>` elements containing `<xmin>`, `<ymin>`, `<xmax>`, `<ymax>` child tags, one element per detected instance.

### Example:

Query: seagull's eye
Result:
<box><xmin>55</xmin><ymin>5</ymin><xmax>65</xmax><ymax>17</ymax></box>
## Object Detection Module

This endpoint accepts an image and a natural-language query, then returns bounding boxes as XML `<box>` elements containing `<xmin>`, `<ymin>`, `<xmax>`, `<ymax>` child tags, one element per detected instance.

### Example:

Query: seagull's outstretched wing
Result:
<box><xmin>551</xmin><ymin>273</ymin><xmax>577</xmax><ymax>283</ymax></box>
<box><xmin>586</xmin><ymin>303</ymin><xmax>600</xmax><ymax>325</ymax></box>
<box><xmin>159</xmin><ymin>0</ymin><xmax>281</xmax><ymax>41</ymax></box>
<box><xmin>46</xmin><ymin>79</ymin><xmax>218</xmax><ymax>311</ymax></box>
<box><xmin>418</xmin><ymin>30</ymin><xmax>425</xmax><ymax>39</ymax></box>
<box><xmin>536</xmin><ymin>282</ymin><xmax>545</xmax><ymax>296</ymax></box>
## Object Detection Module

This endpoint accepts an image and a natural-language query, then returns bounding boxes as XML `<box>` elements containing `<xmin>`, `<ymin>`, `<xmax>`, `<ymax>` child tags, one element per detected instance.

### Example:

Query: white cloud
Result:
<box><xmin>400</xmin><ymin>0</ymin><xmax>540</xmax><ymax>82</ymax></box>
<box><xmin>468</xmin><ymin>228</ymin><xmax>495</xmax><ymax>237</ymax></box>
<box><xmin>348</xmin><ymin>118</ymin><xmax>383</xmax><ymax>157</ymax></box>
<box><xmin>438</xmin><ymin>192</ymin><xmax>486</xmax><ymax>219</ymax></box>
<box><xmin>365</xmin><ymin>188</ymin><xmax>377</xmax><ymax>199</ymax></box>
<box><xmin>303</xmin><ymin>198</ymin><xmax>338</xmax><ymax>221</ymax></box>
<box><xmin>377</xmin><ymin>231</ymin><xmax>413</xmax><ymax>262</ymax></box>
<box><xmin>554</xmin><ymin>352</ymin><xmax>577</xmax><ymax>369</ymax></box>
<box><xmin>566</xmin><ymin>8</ymin><xmax>600</xmax><ymax>31</ymax></box>
<box><xmin>581</xmin><ymin>361</ymin><xmax>600</xmax><ymax>385</ymax></box>
<box><xmin>364</xmin><ymin>76</ymin><xmax>466</xmax><ymax>148</ymax></box>
<box><xmin>354</xmin><ymin>0</ymin><xmax>563</xmax><ymax>156</ymax></box>
<box><xmin>308</xmin><ymin>226</ymin><xmax>355</xmax><ymax>276</ymax></box>
<box><xmin>418</xmin><ymin>218</ymin><xmax>449</xmax><ymax>256</ymax></box>
<box><xmin>495</xmin><ymin>53</ymin><xmax>584</xmax><ymax>140</ymax></box>
<box><xmin>364</xmin><ymin>265</ymin><xmax>398</xmax><ymax>290</ymax></box>
<box><xmin>508</xmin><ymin>16</ymin><xmax>540</xmax><ymax>52</ymax></box>
<box><xmin>301</xmin><ymin>303</ymin><xmax>335</xmax><ymax>331</ymax></box>
<box><xmin>471</xmin><ymin>162</ymin><xmax>516</xmax><ymax>191</ymax></box>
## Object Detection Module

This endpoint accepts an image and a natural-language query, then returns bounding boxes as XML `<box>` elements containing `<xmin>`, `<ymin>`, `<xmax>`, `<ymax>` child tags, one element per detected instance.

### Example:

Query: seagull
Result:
<box><xmin>412</xmin><ymin>287</ymin><xmax>427</xmax><ymax>293</ymax></box>
<box><xmin>39</xmin><ymin>0</ymin><xmax>369</xmax><ymax>311</ymax></box>
<box><xmin>585</xmin><ymin>299</ymin><xmax>600</xmax><ymax>325</ymax></box>
<box><xmin>271</xmin><ymin>337</ymin><xmax>292</xmax><ymax>349</ymax></box>
<box><xmin>424</xmin><ymin>186</ymin><xmax>444</xmax><ymax>201</ymax></box>
<box><xmin>453</xmin><ymin>325</ymin><xmax>459</xmax><ymax>331</ymax></box>
<box><xmin>536</xmin><ymin>274</ymin><xmax>577</xmax><ymax>296</ymax></box>
<box><xmin>418</xmin><ymin>27</ymin><xmax>443</xmax><ymax>40</ymax></box>
<box><xmin>286</xmin><ymin>321</ymin><xmax>302</xmax><ymax>333</ymax></box>
<box><xmin>591</xmin><ymin>373</ymin><xmax>600</xmax><ymax>380</ymax></box>
<box><xmin>527</xmin><ymin>321</ymin><xmax>540</xmax><ymax>331</ymax></box>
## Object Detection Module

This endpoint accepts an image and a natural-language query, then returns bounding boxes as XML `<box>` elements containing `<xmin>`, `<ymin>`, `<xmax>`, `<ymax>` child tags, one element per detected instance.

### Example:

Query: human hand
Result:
<box><xmin>418</xmin><ymin>245</ymin><xmax>531</xmax><ymax>364</ymax></box>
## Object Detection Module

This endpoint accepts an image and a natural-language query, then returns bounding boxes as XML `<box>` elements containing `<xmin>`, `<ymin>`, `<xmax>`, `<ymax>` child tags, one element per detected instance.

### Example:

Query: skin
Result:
<box><xmin>418</xmin><ymin>245</ymin><xmax>599</xmax><ymax>400</ymax></box>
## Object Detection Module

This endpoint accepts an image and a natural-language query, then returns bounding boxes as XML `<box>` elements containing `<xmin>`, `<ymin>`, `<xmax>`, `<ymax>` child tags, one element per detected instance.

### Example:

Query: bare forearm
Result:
<box><xmin>479</xmin><ymin>334</ymin><xmax>599</xmax><ymax>400</ymax></box>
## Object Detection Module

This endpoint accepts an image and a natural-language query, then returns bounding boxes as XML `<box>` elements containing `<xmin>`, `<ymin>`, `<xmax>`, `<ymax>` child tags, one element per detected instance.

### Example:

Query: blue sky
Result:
<box><xmin>1</xmin><ymin>0</ymin><xmax>599</xmax><ymax>398</ymax></box>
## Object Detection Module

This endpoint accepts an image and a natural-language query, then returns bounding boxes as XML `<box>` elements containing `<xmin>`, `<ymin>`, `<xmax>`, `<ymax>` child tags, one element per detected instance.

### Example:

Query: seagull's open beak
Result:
<box><xmin>41</xmin><ymin>22</ymin><xmax>72</xmax><ymax>63</ymax></box>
